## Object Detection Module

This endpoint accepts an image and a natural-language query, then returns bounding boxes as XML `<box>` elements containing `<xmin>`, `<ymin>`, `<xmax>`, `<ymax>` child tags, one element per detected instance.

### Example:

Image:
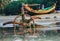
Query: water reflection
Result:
<box><xmin>0</xmin><ymin>23</ymin><xmax>60</xmax><ymax>41</ymax></box>
<box><xmin>1</xmin><ymin>33</ymin><xmax>60</xmax><ymax>41</ymax></box>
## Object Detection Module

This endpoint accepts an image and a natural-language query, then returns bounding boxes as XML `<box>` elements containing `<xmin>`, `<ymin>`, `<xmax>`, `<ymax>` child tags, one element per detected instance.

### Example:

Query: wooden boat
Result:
<box><xmin>24</xmin><ymin>3</ymin><xmax>56</xmax><ymax>14</ymax></box>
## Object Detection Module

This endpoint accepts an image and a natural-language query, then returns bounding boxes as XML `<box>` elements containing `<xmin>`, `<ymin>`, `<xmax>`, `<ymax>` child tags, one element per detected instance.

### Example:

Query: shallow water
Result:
<box><xmin>0</xmin><ymin>33</ymin><xmax>60</xmax><ymax>41</ymax></box>
<box><xmin>0</xmin><ymin>26</ymin><xmax>60</xmax><ymax>41</ymax></box>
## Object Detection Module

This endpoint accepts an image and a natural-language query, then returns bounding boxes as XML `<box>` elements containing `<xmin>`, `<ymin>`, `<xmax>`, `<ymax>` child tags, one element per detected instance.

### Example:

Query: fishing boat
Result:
<box><xmin>24</xmin><ymin>3</ymin><xmax>56</xmax><ymax>14</ymax></box>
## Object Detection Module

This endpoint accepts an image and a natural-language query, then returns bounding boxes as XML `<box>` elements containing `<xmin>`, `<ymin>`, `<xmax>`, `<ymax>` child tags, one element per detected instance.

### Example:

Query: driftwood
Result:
<box><xmin>3</xmin><ymin>3</ymin><xmax>42</xmax><ymax>35</ymax></box>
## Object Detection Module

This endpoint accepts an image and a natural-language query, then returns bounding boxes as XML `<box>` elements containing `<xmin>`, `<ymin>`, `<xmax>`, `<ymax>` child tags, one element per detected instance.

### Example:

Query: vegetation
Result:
<box><xmin>0</xmin><ymin>0</ymin><xmax>11</xmax><ymax>15</ymax></box>
<box><xmin>4</xmin><ymin>1</ymin><xmax>22</xmax><ymax>15</ymax></box>
<box><xmin>56</xmin><ymin>0</ymin><xmax>60</xmax><ymax>10</ymax></box>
